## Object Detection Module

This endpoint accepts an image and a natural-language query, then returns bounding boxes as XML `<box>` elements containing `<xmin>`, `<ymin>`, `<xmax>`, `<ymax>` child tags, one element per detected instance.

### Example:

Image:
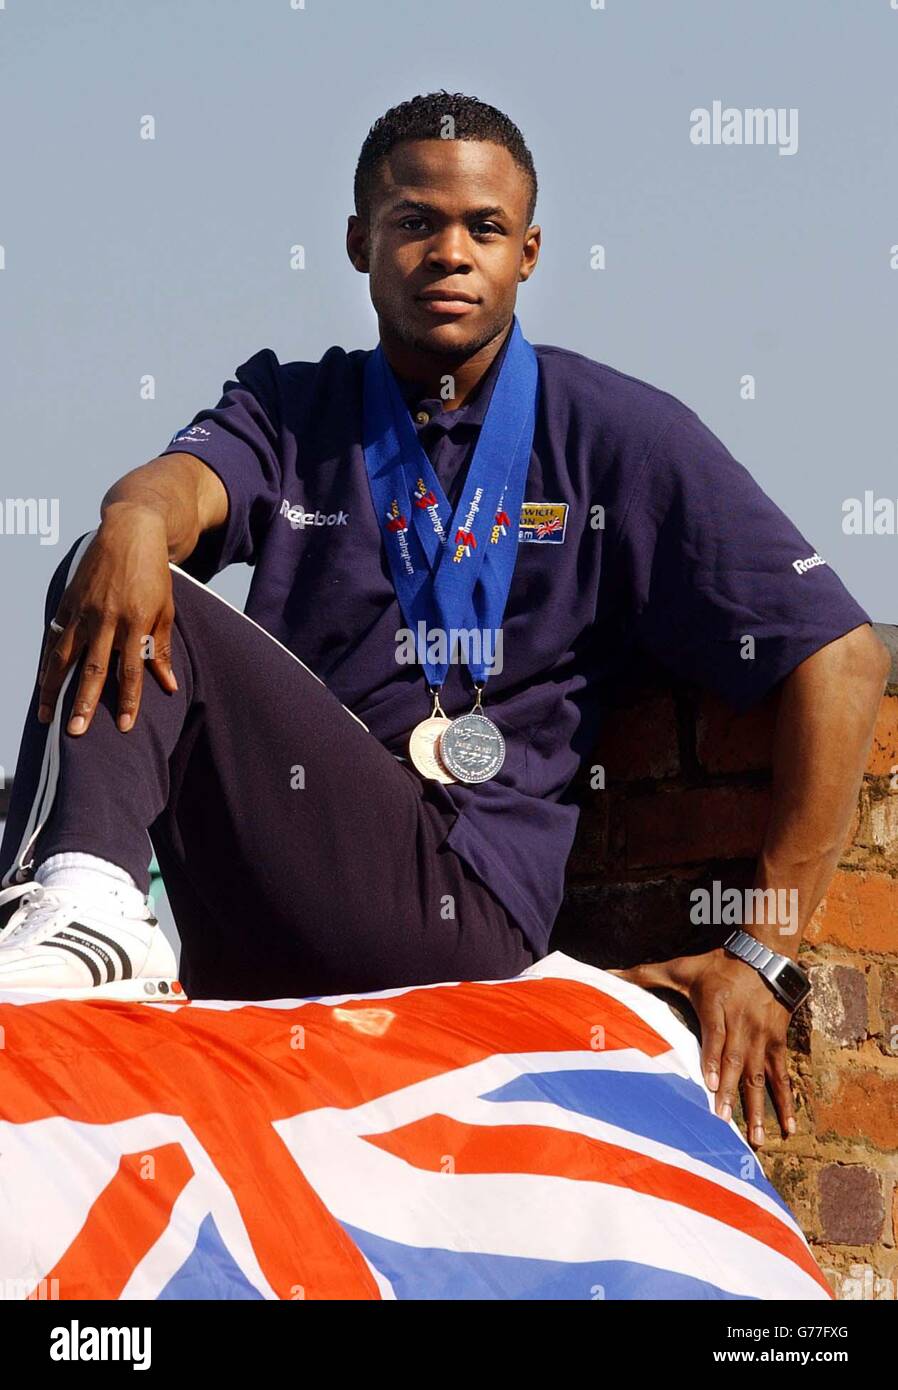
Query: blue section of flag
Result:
<box><xmin>157</xmin><ymin>1214</ymin><xmax>265</xmax><ymax>1300</ymax></box>
<box><xmin>480</xmin><ymin>1069</ymin><xmax>792</xmax><ymax>1217</ymax></box>
<box><xmin>340</xmin><ymin>1223</ymin><xmax>757</xmax><ymax>1300</ymax></box>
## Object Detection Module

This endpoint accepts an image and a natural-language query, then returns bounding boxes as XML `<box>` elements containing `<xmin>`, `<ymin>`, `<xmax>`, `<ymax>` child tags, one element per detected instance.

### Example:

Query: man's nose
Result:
<box><xmin>425</xmin><ymin>228</ymin><xmax>473</xmax><ymax>271</ymax></box>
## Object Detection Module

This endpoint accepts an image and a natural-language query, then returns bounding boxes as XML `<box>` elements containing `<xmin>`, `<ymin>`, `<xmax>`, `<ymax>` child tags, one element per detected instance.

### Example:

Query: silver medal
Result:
<box><xmin>438</xmin><ymin>711</ymin><xmax>505</xmax><ymax>784</ymax></box>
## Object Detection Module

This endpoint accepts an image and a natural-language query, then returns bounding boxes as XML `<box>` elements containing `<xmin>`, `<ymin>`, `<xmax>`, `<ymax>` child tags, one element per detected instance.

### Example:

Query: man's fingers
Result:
<box><xmin>715</xmin><ymin>1027</ymin><xmax>746</xmax><ymax>1125</ymax></box>
<box><xmin>146</xmin><ymin>611</ymin><xmax>178</xmax><ymax>694</ymax></box>
<box><xmin>698</xmin><ymin>1004</ymin><xmax>726</xmax><ymax>1095</ymax></box>
<box><xmin>37</xmin><ymin>618</ymin><xmax>81</xmax><ymax>721</ymax></box>
<box><xmin>67</xmin><ymin>626</ymin><xmax>115</xmax><ymax>736</ymax></box>
<box><xmin>741</xmin><ymin>1050</ymin><xmax>769</xmax><ymax>1148</ymax></box>
<box><xmin>767</xmin><ymin>1040</ymin><xmax>797</xmax><ymax>1138</ymax></box>
<box><xmin>115</xmin><ymin>631</ymin><xmax>148</xmax><ymax>732</ymax></box>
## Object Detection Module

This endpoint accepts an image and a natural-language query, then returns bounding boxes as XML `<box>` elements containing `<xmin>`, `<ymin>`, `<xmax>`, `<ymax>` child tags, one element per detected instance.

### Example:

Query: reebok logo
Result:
<box><xmin>280</xmin><ymin>499</ymin><xmax>348</xmax><ymax>530</ymax></box>
<box><xmin>792</xmin><ymin>552</ymin><xmax>826</xmax><ymax>575</ymax></box>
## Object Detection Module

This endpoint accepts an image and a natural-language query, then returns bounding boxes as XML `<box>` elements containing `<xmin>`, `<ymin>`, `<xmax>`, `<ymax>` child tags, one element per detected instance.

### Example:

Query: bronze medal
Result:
<box><xmin>408</xmin><ymin>715</ymin><xmax>456</xmax><ymax>783</ymax></box>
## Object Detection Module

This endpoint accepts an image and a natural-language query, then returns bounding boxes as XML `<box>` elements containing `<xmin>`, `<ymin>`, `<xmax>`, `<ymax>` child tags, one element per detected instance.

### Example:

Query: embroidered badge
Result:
<box><xmin>518</xmin><ymin>502</ymin><xmax>568</xmax><ymax>544</ymax></box>
<box><xmin>169</xmin><ymin>424</ymin><xmax>212</xmax><ymax>446</ymax></box>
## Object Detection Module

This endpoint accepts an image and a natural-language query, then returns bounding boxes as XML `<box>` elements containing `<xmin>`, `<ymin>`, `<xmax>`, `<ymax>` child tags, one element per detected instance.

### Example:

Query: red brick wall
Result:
<box><xmin>553</xmin><ymin>625</ymin><xmax>898</xmax><ymax>1299</ymax></box>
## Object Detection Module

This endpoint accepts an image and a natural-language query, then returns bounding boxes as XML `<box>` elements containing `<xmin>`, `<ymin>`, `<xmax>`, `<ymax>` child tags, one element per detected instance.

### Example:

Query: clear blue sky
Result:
<box><xmin>1</xmin><ymin>0</ymin><xmax>896</xmax><ymax>776</ymax></box>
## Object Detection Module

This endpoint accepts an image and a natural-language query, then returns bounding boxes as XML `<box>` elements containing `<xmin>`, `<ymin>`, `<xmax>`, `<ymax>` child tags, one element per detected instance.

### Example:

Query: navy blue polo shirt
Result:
<box><xmin>159</xmin><ymin>325</ymin><xmax>872</xmax><ymax>956</ymax></box>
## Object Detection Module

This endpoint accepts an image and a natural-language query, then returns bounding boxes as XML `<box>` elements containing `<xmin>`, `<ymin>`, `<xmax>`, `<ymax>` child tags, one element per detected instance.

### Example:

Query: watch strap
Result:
<box><xmin>723</xmin><ymin>929</ymin><xmax>810</xmax><ymax>1011</ymax></box>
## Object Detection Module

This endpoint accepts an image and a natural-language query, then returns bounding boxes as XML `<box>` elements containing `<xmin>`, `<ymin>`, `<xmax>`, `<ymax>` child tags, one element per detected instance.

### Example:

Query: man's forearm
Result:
<box><xmin>750</xmin><ymin>624</ymin><xmax>891</xmax><ymax>955</ymax></box>
<box><xmin>101</xmin><ymin>454</ymin><xmax>228</xmax><ymax>565</ymax></box>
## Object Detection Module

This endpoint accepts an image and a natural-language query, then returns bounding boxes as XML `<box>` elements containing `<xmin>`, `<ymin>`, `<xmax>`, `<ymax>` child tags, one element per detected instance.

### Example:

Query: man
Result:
<box><xmin>0</xmin><ymin>92</ymin><xmax>889</xmax><ymax>1155</ymax></box>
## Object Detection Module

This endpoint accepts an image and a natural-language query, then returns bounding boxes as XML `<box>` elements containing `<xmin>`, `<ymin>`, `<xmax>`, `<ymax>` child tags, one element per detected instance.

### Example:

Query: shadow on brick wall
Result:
<box><xmin>551</xmin><ymin>623</ymin><xmax>898</xmax><ymax>1295</ymax></box>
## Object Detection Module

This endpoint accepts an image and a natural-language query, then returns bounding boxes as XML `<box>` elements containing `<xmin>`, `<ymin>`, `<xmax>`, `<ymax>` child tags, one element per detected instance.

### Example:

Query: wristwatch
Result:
<box><xmin>723</xmin><ymin>929</ymin><xmax>811</xmax><ymax>1012</ymax></box>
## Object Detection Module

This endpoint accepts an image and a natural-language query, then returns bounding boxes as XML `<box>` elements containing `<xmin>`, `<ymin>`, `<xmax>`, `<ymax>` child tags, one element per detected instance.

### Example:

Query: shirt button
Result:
<box><xmin>414</xmin><ymin>409</ymin><xmax>431</xmax><ymax>425</ymax></box>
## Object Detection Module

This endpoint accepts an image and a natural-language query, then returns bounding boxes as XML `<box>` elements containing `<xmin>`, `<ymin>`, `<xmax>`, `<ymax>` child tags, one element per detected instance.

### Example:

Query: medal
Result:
<box><xmin>439</xmin><ymin>699</ymin><xmax>505</xmax><ymax>784</ymax></box>
<box><xmin>408</xmin><ymin>691</ymin><xmax>456</xmax><ymax>783</ymax></box>
<box><xmin>362</xmin><ymin>316</ymin><xmax>539</xmax><ymax>787</ymax></box>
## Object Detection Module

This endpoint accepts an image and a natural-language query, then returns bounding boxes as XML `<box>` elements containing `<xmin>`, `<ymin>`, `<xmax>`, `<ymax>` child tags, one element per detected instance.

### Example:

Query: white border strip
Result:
<box><xmin>169</xmin><ymin>562</ymin><xmax>370</xmax><ymax>731</ymax></box>
<box><xmin>1</xmin><ymin>541</ymin><xmax>372</xmax><ymax>891</ymax></box>
<box><xmin>2</xmin><ymin>532</ymin><xmax>96</xmax><ymax>888</ymax></box>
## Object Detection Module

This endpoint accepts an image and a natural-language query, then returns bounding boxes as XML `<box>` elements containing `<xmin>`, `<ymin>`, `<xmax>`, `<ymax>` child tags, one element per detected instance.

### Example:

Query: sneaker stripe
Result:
<box><xmin>47</xmin><ymin>939</ymin><xmax>103</xmax><ymax>987</ymax></box>
<box><xmin>54</xmin><ymin>930</ymin><xmax>115</xmax><ymax>984</ymax></box>
<box><xmin>67</xmin><ymin>921</ymin><xmax>134</xmax><ymax>981</ymax></box>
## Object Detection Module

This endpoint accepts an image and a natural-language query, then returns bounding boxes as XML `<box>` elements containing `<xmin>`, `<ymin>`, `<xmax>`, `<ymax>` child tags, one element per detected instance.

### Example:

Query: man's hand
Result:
<box><xmin>37</xmin><ymin>505</ymin><xmax>178</xmax><ymax>736</ymax></box>
<box><xmin>608</xmin><ymin>949</ymin><xmax>796</xmax><ymax>1147</ymax></box>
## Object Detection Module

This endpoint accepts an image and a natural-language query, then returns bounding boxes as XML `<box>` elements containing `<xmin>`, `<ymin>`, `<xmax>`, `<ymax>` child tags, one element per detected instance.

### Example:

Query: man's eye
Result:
<box><xmin>400</xmin><ymin>217</ymin><xmax>427</xmax><ymax>231</ymax></box>
<box><xmin>472</xmin><ymin>223</ymin><xmax>501</xmax><ymax>237</ymax></box>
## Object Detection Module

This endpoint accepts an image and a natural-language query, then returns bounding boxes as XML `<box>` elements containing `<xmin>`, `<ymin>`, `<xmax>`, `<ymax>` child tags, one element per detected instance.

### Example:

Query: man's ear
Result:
<box><xmin>346</xmin><ymin>215</ymin><xmax>370</xmax><ymax>273</ymax></box>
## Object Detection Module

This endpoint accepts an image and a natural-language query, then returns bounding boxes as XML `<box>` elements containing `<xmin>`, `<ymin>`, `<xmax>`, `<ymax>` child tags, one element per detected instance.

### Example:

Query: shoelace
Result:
<box><xmin>0</xmin><ymin>883</ymin><xmax>130</xmax><ymax>950</ymax></box>
<box><xmin>0</xmin><ymin>885</ymin><xmax>75</xmax><ymax>948</ymax></box>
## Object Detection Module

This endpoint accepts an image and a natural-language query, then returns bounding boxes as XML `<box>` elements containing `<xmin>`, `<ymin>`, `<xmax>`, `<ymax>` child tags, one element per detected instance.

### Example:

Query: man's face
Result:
<box><xmin>347</xmin><ymin>139</ymin><xmax>540</xmax><ymax>361</ymax></box>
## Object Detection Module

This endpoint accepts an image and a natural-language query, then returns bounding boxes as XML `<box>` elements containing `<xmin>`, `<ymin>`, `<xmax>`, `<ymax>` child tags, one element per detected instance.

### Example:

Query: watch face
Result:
<box><xmin>772</xmin><ymin>959</ymin><xmax>811</xmax><ymax>1009</ymax></box>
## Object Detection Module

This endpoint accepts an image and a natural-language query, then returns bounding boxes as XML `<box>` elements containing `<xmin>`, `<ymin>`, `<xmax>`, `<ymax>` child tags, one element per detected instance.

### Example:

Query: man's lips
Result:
<box><xmin>416</xmin><ymin>290</ymin><xmax>479</xmax><ymax>316</ymax></box>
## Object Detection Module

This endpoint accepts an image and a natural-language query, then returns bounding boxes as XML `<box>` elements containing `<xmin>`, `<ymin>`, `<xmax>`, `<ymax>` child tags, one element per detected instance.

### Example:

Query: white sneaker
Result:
<box><xmin>0</xmin><ymin>881</ymin><xmax>184</xmax><ymax>1001</ymax></box>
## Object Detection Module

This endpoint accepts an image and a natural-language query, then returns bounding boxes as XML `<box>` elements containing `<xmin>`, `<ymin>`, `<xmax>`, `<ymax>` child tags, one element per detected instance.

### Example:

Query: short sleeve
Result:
<box><xmin>158</xmin><ymin>347</ymin><xmax>283</xmax><ymax>578</ymax></box>
<box><xmin>613</xmin><ymin>409</ymin><xmax>873</xmax><ymax>712</ymax></box>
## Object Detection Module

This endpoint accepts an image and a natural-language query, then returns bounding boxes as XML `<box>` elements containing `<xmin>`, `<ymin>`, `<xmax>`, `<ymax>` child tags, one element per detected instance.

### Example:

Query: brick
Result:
<box><xmin>808</xmin><ymin>965</ymin><xmax>868</xmax><ymax>1047</ymax></box>
<box><xmin>854</xmin><ymin>792</ymin><xmax>898</xmax><ymax>858</ymax></box>
<box><xmin>807</xmin><ymin>870</ymin><xmax>898</xmax><ymax>954</ymax></box>
<box><xmin>625</xmin><ymin>786</ymin><xmax>770</xmax><ymax>868</ymax></box>
<box><xmin>566</xmin><ymin>794</ymin><xmax>610</xmax><ymax>879</ymax></box>
<box><xmin>875</xmin><ymin>623</ymin><xmax>898</xmax><ymax>686</ymax></box>
<box><xmin>818</xmin><ymin>1165</ymin><xmax>884</xmax><ymax>1245</ymax></box>
<box><xmin>695</xmin><ymin>690</ymin><xmax>777</xmax><ymax>774</ymax></box>
<box><xmin>815</xmin><ymin>1070</ymin><xmax>898</xmax><ymax>1151</ymax></box>
<box><xmin>593</xmin><ymin>696</ymin><xmax>679</xmax><ymax>781</ymax></box>
<box><xmin>866</xmin><ymin>693</ymin><xmax>898</xmax><ymax>777</ymax></box>
<box><xmin>842</xmin><ymin>802</ymin><xmax>863</xmax><ymax>854</ymax></box>
<box><xmin>552</xmin><ymin>875</ymin><xmax>726</xmax><ymax>971</ymax></box>
<box><xmin>764</xmin><ymin>1154</ymin><xmax>816</xmax><ymax>1234</ymax></box>
<box><xmin>880</xmin><ymin>968</ymin><xmax>898</xmax><ymax>1059</ymax></box>
<box><xmin>787</xmin><ymin>995</ymin><xmax>814</xmax><ymax>1057</ymax></box>
<box><xmin>834</xmin><ymin>1262</ymin><xmax>898</xmax><ymax>1299</ymax></box>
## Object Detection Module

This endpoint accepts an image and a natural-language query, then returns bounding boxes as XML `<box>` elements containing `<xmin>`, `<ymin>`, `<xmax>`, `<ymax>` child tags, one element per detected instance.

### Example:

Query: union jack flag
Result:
<box><xmin>0</xmin><ymin>953</ymin><xmax>832</xmax><ymax>1300</ymax></box>
<box><xmin>535</xmin><ymin>516</ymin><xmax>563</xmax><ymax>539</ymax></box>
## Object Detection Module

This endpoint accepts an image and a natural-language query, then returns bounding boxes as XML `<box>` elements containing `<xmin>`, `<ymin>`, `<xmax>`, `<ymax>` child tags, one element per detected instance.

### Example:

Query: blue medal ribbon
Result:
<box><xmin>362</xmin><ymin>315</ymin><xmax>538</xmax><ymax>692</ymax></box>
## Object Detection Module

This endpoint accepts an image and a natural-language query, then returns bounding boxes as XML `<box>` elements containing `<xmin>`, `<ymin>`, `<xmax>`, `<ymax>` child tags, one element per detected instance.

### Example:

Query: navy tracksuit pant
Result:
<box><xmin>0</xmin><ymin>536</ymin><xmax>534</xmax><ymax>1000</ymax></box>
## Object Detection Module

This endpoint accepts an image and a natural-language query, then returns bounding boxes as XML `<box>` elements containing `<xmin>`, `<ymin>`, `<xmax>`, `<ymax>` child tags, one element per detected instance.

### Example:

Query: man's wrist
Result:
<box><xmin>723</xmin><ymin>929</ymin><xmax>811</xmax><ymax>1011</ymax></box>
<box><xmin>743</xmin><ymin>864</ymin><xmax>810</xmax><ymax>958</ymax></box>
<box><xmin>99</xmin><ymin>498</ymin><xmax>193</xmax><ymax>561</ymax></box>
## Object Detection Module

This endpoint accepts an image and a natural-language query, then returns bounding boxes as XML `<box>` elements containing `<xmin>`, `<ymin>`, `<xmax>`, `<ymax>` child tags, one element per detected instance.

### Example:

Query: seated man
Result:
<box><xmin>0</xmin><ymin>92</ymin><xmax>888</xmax><ymax>1157</ymax></box>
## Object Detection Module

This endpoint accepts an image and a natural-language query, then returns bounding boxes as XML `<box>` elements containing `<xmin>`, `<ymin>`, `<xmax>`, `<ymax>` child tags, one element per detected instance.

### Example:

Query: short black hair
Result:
<box><xmin>354</xmin><ymin>90</ymin><xmax>538</xmax><ymax>228</ymax></box>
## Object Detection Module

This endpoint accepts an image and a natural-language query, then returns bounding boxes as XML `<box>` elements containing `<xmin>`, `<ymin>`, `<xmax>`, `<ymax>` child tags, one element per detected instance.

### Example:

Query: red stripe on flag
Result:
<box><xmin>1</xmin><ymin>978</ymin><xmax>671</xmax><ymax>1299</ymax></box>
<box><xmin>0</xmin><ymin>979</ymin><xmax>669</xmax><ymax>1125</ymax></box>
<box><xmin>364</xmin><ymin>1114</ymin><xmax>832</xmax><ymax>1296</ymax></box>
<box><xmin>34</xmin><ymin>1144</ymin><xmax>194</xmax><ymax>1300</ymax></box>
